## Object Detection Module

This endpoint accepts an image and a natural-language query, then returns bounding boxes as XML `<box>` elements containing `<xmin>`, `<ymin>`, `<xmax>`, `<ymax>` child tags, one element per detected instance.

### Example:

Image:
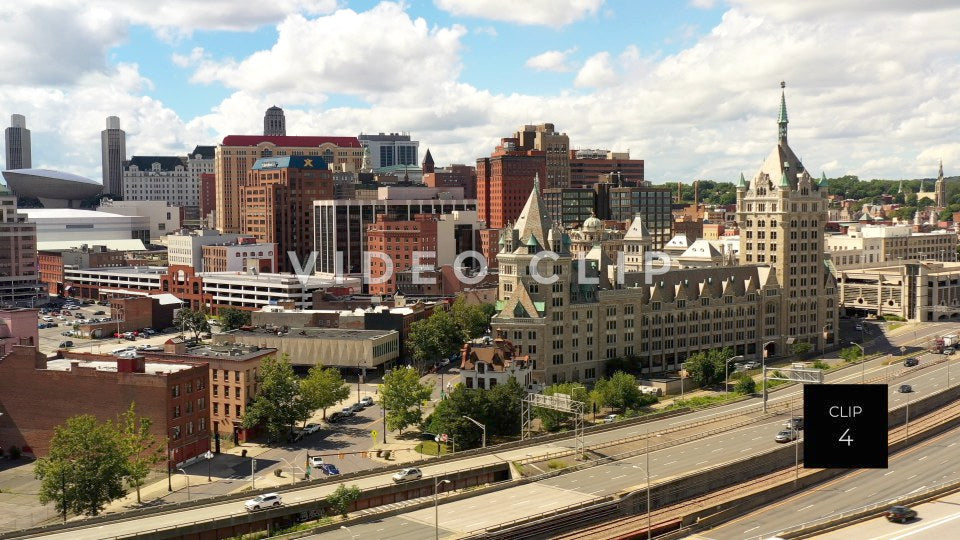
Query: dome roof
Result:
<box><xmin>582</xmin><ymin>214</ymin><xmax>603</xmax><ymax>232</ymax></box>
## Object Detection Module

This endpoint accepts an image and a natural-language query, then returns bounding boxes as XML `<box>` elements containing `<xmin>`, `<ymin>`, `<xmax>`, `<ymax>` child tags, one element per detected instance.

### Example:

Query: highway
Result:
<box><xmin>18</xmin><ymin>322</ymin><xmax>956</xmax><ymax>539</ymax></box>
<box><xmin>817</xmin><ymin>490</ymin><xmax>960</xmax><ymax>539</ymax></box>
<box><xmin>690</xmin><ymin>422</ymin><xmax>960</xmax><ymax>539</ymax></box>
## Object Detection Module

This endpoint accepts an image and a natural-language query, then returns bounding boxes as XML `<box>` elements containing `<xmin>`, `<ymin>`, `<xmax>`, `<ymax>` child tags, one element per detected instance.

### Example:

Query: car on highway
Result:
<box><xmin>303</xmin><ymin>423</ymin><xmax>321</xmax><ymax>434</ymax></box>
<box><xmin>945</xmin><ymin>347</ymin><xmax>956</xmax><ymax>355</ymax></box>
<box><xmin>774</xmin><ymin>430</ymin><xmax>798</xmax><ymax>443</ymax></box>
<box><xmin>884</xmin><ymin>505</ymin><xmax>917</xmax><ymax>523</ymax></box>
<box><xmin>244</xmin><ymin>493</ymin><xmax>282</xmax><ymax>511</ymax></box>
<box><xmin>899</xmin><ymin>384</ymin><xmax>913</xmax><ymax>393</ymax></box>
<box><xmin>903</xmin><ymin>357</ymin><xmax>919</xmax><ymax>367</ymax></box>
<box><xmin>361</xmin><ymin>396</ymin><xmax>375</xmax><ymax>407</ymax></box>
<box><xmin>784</xmin><ymin>417</ymin><xmax>803</xmax><ymax>430</ymax></box>
<box><xmin>320</xmin><ymin>463</ymin><xmax>340</xmax><ymax>475</ymax></box>
<box><xmin>308</xmin><ymin>455</ymin><xmax>324</xmax><ymax>468</ymax></box>
<box><xmin>392</xmin><ymin>467</ymin><xmax>422</xmax><ymax>482</ymax></box>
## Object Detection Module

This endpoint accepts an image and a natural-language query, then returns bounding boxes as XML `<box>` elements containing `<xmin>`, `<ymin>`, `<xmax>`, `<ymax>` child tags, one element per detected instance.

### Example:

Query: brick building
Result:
<box><xmin>242</xmin><ymin>155</ymin><xmax>334</xmax><ymax>272</ymax></box>
<box><xmin>200</xmin><ymin>173</ymin><xmax>216</xmax><ymax>225</ymax></box>
<box><xmin>568</xmin><ymin>149</ymin><xmax>645</xmax><ymax>188</ymax></box>
<box><xmin>111</xmin><ymin>295</ymin><xmax>177</xmax><ymax>332</ymax></box>
<box><xmin>365</xmin><ymin>214</ymin><xmax>439</xmax><ymax>296</ymax></box>
<box><xmin>0</xmin><ymin>308</ymin><xmax>38</xmax><ymax>355</ymax></box>
<box><xmin>422</xmin><ymin>163</ymin><xmax>477</xmax><ymax>199</ymax></box>
<box><xmin>0</xmin><ymin>347</ymin><xmax>209</xmax><ymax>466</ymax></box>
<box><xmin>39</xmin><ymin>245</ymin><xmax>126</xmax><ymax>296</ymax></box>
<box><xmin>476</xmin><ymin>139</ymin><xmax>546</xmax><ymax>230</ymax></box>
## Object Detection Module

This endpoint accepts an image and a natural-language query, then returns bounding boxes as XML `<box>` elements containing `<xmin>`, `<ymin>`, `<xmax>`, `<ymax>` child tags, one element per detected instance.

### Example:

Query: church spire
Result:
<box><xmin>939</xmin><ymin>159</ymin><xmax>944</xmax><ymax>181</ymax></box>
<box><xmin>778</xmin><ymin>81</ymin><xmax>788</xmax><ymax>144</ymax></box>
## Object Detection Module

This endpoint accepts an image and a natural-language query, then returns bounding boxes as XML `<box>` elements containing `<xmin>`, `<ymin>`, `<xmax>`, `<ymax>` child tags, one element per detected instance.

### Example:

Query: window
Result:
<box><xmin>236</xmin><ymin>405</ymin><xmax>241</xmax><ymax>417</ymax></box>
<box><xmin>213</xmin><ymin>403</ymin><xmax>219</xmax><ymax>415</ymax></box>
<box><xmin>235</xmin><ymin>387</ymin><xmax>240</xmax><ymax>399</ymax></box>
<box><xmin>172</xmin><ymin>385</ymin><xmax>180</xmax><ymax>397</ymax></box>
<box><xmin>173</xmin><ymin>405</ymin><xmax>181</xmax><ymax>418</ymax></box>
<box><xmin>171</xmin><ymin>426</ymin><xmax>181</xmax><ymax>440</ymax></box>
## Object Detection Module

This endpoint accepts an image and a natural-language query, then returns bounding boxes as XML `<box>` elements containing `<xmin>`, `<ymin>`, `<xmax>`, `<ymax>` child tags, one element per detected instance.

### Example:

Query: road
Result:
<box><xmin>21</xmin><ymin>321</ymin><xmax>957</xmax><ymax>539</ymax></box>
<box><xmin>816</xmin><ymin>491</ymin><xmax>960</xmax><ymax>540</ymax></box>
<box><xmin>690</xmin><ymin>422</ymin><xmax>960</xmax><ymax>539</ymax></box>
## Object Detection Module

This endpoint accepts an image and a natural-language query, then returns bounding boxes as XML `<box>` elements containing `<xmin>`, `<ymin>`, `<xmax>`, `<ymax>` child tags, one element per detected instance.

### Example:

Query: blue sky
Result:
<box><xmin>1</xmin><ymin>0</ymin><xmax>959</xmax><ymax>183</ymax></box>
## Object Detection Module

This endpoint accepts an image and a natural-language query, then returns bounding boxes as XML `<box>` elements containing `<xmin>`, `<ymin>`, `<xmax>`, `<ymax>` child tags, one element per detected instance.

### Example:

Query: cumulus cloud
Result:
<box><xmin>525</xmin><ymin>49</ymin><xmax>577</xmax><ymax>72</ymax></box>
<box><xmin>574</xmin><ymin>52</ymin><xmax>618</xmax><ymax>87</ymax></box>
<box><xmin>184</xmin><ymin>3</ymin><xmax>466</xmax><ymax>103</ymax></box>
<box><xmin>434</xmin><ymin>0</ymin><xmax>603</xmax><ymax>27</ymax></box>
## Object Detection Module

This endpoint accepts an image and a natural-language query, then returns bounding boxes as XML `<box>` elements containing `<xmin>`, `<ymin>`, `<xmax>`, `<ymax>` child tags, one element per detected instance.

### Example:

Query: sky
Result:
<box><xmin>1</xmin><ymin>0</ymin><xmax>959</xmax><ymax>184</ymax></box>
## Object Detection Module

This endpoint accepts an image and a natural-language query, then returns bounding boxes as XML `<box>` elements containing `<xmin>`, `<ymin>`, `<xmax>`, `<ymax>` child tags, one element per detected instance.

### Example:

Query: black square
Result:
<box><xmin>804</xmin><ymin>384</ymin><xmax>888</xmax><ymax>468</ymax></box>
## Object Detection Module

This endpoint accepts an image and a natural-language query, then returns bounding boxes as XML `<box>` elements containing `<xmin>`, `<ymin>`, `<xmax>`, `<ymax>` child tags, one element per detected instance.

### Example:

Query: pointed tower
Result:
<box><xmin>778</xmin><ymin>81</ymin><xmax>789</xmax><ymax>145</ymax></box>
<box><xmin>935</xmin><ymin>159</ymin><xmax>946</xmax><ymax>207</ymax></box>
<box><xmin>422</xmin><ymin>148</ymin><xmax>435</xmax><ymax>174</ymax></box>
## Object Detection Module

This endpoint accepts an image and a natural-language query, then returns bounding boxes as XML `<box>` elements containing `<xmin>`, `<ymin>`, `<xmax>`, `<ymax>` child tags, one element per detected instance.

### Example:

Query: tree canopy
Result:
<box><xmin>379</xmin><ymin>366</ymin><xmax>433</xmax><ymax>433</ymax></box>
<box><xmin>684</xmin><ymin>347</ymin><xmax>735</xmax><ymax>388</ymax></box>
<box><xmin>406</xmin><ymin>307</ymin><xmax>462</xmax><ymax>372</ymax></box>
<box><xmin>425</xmin><ymin>377</ymin><xmax>526</xmax><ymax>450</ymax></box>
<box><xmin>590</xmin><ymin>371</ymin><xmax>654</xmax><ymax>411</ymax></box>
<box><xmin>299</xmin><ymin>364</ymin><xmax>350</xmax><ymax>421</ymax></box>
<box><xmin>174</xmin><ymin>308</ymin><xmax>210</xmax><ymax>340</ymax></box>
<box><xmin>451</xmin><ymin>298</ymin><xmax>496</xmax><ymax>341</ymax></box>
<box><xmin>118</xmin><ymin>404</ymin><xmax>165</xmax><ymax>504</ymax></box>
<box><xmin>218</xmin><ymin>308</ymin><xmax>251</xmax><ymax>331</ymax></box>
<box><xmin>242</xmin><ymin>355</ymin><xmax>307</xmax><ymax>441</ymax></box>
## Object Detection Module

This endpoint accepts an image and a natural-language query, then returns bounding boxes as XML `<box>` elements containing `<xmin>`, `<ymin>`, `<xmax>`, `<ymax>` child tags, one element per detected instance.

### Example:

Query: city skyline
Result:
<box><xmin>0</xmin><ymin>2</ymin><xmax>958</xmax><ymax>184</ymax></box>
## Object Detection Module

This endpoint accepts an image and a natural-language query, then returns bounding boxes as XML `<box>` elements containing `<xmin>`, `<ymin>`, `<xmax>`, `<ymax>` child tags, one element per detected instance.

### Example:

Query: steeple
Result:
<box><xmin>778</xmin><ymin>81</ymin><xmax>788</xmax><ymax>144</ymax></box>
<box><xmin>939</xmin><ymin>159</ymin><xmax>945</xmax><ymax>181</ymax></box>
<box><xmin>737</xmin><ymin>171</ymin><xmax>747</xmax><ymax>190</ymax></box>
<box><xmin>819</xmin><ymin>171</ymin><xmax>829</xmax><ymax>188</ymax></box>
<box><xmin>513</xmin><ymin>173</ymin><xmax>552</xmax><ymax>250</ymax></box>
<box><xmin>422</xmin><ymin>148</ymin><xmax>435</xmax><ymax>174</ymax></box>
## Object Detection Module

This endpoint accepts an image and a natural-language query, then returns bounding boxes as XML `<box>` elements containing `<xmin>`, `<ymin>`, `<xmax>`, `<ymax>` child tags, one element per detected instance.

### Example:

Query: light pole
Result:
<box><xmin>434</xmin><ymin>478</ymin><xmax>452</xmax><ymax>540</ymax></box>
<box><xmin>178</xmin><ymin>468</ymin><xmax>190</xmax><ymax>501</ymax></box>
<box><xmin>340</xmin><ymin>525</ymin><xmax>358</xmax><ymax>540</ymax></box>
<box><xmin>278</xmin><ymin>457</ymin><xmax>297</xmax><ymax>485</ymax></box>
<box><xmin>724</xmin><ymin>355</ymin><xmax>744</xmax><ymax>394</ymax></box>
<box><xmin>762</xmin><ymin>340</ymin><xmax>776</xmax><ymax>413</ymax></box>
<box><xmin>901</xmin><ymin>386</ymin><xmax>912</xmax><ymax>442</ymax></box>
<box><xmin>203</xmin><ymin>450</ymin><xmax>214</xmax><ymax>482</ymax></box>
<box><xmin>462</xmin><ymin>415</ymin><xmax>486</xmax><ymax>448</ymax></box>
<box><xmin>850</xmin><ymin>341</ymin><xmax>865</xmax><ymax>383</ymax></box>
<box><xmin>631</xmin><ymin>425</ymin><xmax>653</xmax><ymax>539</ymax></box>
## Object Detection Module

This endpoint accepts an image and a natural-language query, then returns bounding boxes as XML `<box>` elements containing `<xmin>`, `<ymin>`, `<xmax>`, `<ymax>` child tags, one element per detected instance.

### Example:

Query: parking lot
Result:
<box><xmin>35</xmin><ymin>299</ymin><xmax>181</xmax><ymax>355</ymax></box>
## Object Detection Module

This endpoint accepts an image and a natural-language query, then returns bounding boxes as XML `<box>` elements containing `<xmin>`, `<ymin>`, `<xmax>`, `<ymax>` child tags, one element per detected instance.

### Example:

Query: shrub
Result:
<box><xmin>547</xmin><ymin>460</ymin><xmax>567</xmax><ymax>470</ymax></box>
<box><xmin>734</xmin><ymin>376</ymin><xmax>757</xmax><ymax>395</ymax></box>
<box><xmin>812</xmin><ymin>360</ymin><xmax>829</xmax><ymax>370</ymax></box>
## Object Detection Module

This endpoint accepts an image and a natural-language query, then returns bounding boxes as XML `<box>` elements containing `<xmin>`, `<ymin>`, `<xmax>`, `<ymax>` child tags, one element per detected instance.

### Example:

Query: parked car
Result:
<box><xmin>340</xmin><ymin>407</ymin><xmax>355</xmax><ymax>417</ymax></box>
<box><xmin>899</xmin><ymin>384</ymin><xmax>913</xmax><ymax>393</ymax></box>
<box><xmin>884</xmin><ymin>505</ymin><xmax>917</xmax><ymax>523</ymax></box>
<box><xmin>287</xmin><ymin>429</ymin><xmax>305</xmax><ymax>443</ymax></box>
<box><xmin>58</xmin><ymin>340</ymin><xmax>74</xmax><ymax>348</ymax></box>
<box><xmin>392</xmin><ymin>468</ymin><xmax>422</xmax><ymax>482</ymax></box>
<box><xmin>775</xmin><ymin>430</ymin><xmax>798</xmax><ymax>443</ymax></box>
<box><xmin>42</xmin><ymin>316</ymin><xmax>54</xmax><ymax>322</ymax></box>
<box><xmin>903</xmin><ymin>357</ymin><xmax>919</xmax><ymax>367</ymax></box>
<box><xmin>93</xmin><ymin>310</ymin><xmax>105</xmax><ymax>315</ymax></box>
<box><xmin>361</xmin><ymin>396</ymin><xmax>375</xmax><ymax>407</ymax></box>
<box><xmin>420</xmin><ymin>432</ymin><xmax>438</xmax><ymax>441</ymax></box>
<box><xmin>945</xmin><ymin>347</ymin><xmax>956</xmax><ymax>355</ymax></box>
<box><xmin>784</xmin><ymin>417</ymin><xmax>804</xmax><ymax>430</ymax></box>
<box><xmin>308</xmin><ymin>455</ymin><xmax>324</xmax><ymax>468</ymax></box>
<box><xmin>303</xmin><ymin>423</ymin><xmax>321</xmax><ymax>434</ymax></box>
<box><xmin>603</xmin><ymin>414</ymin><xmax>618</xmax><ymax>424</ymax></box>
<box><xmin>350</xmin><ymin>402</ymin><xmax>365</xmax><ymax>412</ymax></box>
<box><xmin>328</xmin><ymin>412</ymin><xmax>343</xmax><ymax>423</ymax></box>
<box><xmin>244</xmin><ymin>493</ymin><xmax>282</xmax><ymax>511</ymax></box>
<box><xmin>320</xmin><ymin>464</ymin><xmax>340</xmax><ymax>476</ymax></box>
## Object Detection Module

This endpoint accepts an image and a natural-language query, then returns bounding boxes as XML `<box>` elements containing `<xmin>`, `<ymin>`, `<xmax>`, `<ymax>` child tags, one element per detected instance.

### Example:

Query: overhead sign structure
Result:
<box><xmin>804</xmin><ymin>384</ymin><xmax>888</xmax><ymax>468</ymax></box>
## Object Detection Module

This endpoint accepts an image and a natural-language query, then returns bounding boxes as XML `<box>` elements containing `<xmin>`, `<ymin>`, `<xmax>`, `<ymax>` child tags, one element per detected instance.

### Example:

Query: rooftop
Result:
<box><xmin>126</xmin><ymin>156</ymin><xmax>187</xmax><ymax>172</ymax></box>
<box><xmin>179</xmin><ymin>344</ymin><xmax>275</xmax><ymax>361</ymax></box>
<box><xmin>221</xmin><ymin>135</ymin><xmax>361</xmax><ymax>148</ymax></box>
<box><xmin>24</xmin><ymin>208</ymin><xmax>128</xmax><ymax>219</ymax></box>
<box><xmin>46</xmin><ymin>357</ymin><xmax>193</xmax><ymax>375</ymax></box>
<box><xmin>227</xmin><ymin>327</ymin><xmax>397</xmax><ymax>341</ymax></box>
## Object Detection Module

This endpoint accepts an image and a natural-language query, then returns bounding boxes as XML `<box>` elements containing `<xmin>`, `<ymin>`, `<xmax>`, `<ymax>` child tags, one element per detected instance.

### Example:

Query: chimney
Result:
<box><xmin>677</xmin><ymin>182</ymin><xmax>682</xmax><ymax>202</ymax></box>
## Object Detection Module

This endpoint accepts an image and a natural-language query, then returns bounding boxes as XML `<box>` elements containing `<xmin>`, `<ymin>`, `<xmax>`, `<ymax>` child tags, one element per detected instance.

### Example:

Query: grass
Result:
<box><xmin>888</xmin><ymin>322</ymin><xmax>904</xmax><ymax>331</ymax></box>
<box><xmin>414</xmin><ymin>441</ymin><xmax>451</xmax><ymax>456</ymax></box>
<box><xmin>546</xmin><ymin>459</ymin><xmax>568</xmax><ymax>470</ymax></box>
<box><xmin>663</xmin><ymin>393</ymin><xmax>741</xmax><ymax>411</ymax></box>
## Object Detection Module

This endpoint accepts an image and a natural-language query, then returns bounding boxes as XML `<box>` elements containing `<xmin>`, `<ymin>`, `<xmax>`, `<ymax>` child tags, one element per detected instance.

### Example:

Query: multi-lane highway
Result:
<box><xmin>16</xmin><ymin>321</ymin><xmax>957</xmax><ymax>540</ymax></box>
<box><xmin>691</xmin><ymin>423</ymin><xmax>960</xmax><ymax>539</ymax></box>
<box><xmin>817</xmin><ymin>490</ymin><xmax>960</xmax><ymax>539</ymax></box>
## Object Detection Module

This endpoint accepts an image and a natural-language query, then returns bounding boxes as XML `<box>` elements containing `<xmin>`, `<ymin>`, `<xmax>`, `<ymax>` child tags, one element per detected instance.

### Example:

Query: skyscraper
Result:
<box><xmin>514</xmin><ymin>123</ymin><xmax>570</xmax><ymax>188</ymax></box>
<box><xmin>101</xmin><ymin>116</ymin><xmax>126</xmax><ymax>196</ymax></box>
<box><xmin>4</xmin><ymin>114</ymin><xmax>31</xmax><ymax>170</ymax></box>
<box><xmin>263</xmin><ymin>106</ymin><xmax>286</xmax><ymax>136</ymax></box>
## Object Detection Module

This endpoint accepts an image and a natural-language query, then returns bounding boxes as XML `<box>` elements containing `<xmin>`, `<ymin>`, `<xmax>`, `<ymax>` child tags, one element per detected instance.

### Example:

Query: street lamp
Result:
<box><xmin>899</xmin><ymin>386</ymin><xmax>912</xmax><ymax>443</ymax></box>
<box><xmin>724</xmin><ymin>355</ymin><xmax>744</xmax><ymax>394</ymax></box>
<box><xmin>278</xmin><ymin>457</ymin><xmax>297</xmax><ymax>485</ymax></box>
<box><xmin>461</xmin><ymin>415</ymin><xmax>486</xmax><ymax>448</ymax></box>
<box><xmin>434</xmin><ymin>478</ymin><xmax>452</xmax><ymax>540</ymax></box>
<box><xmin>178</xmin><ymin>468</ymin><xmax>190</xmax><ymax>501</ymax></box>
<box><xmin>850</xmin><ymin>341</ymin><xmax>865</xmax><ymax>383</ymax></box>
<box><xmin>340</xmin><ymin>525</ymin><xmax>358</xmax><ymax>540</ymax></box>
<box><xmin>762</xmin><ymin>340</ymin><xmax>777</xmax><ymax>413</ymax></box>
<box><xmin>203</xmin><ymin>450</ymin><xmax>214</xmax><ymax>482</ymax></box>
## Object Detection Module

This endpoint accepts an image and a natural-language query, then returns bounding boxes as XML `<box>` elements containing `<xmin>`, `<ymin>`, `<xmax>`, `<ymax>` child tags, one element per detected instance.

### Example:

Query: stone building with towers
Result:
<box><xmin>916</xmin><ymin>160</ymin><xmax>948</xmax><ymax>209</ymax></box>
<box><xmin>488</xmin><ymin>83</ymin><xmax>838</xmax><ymax>386</ymax></box>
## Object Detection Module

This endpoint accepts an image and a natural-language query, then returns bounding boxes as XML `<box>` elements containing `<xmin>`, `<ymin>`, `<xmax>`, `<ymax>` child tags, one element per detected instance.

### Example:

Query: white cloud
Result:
<box><xmin>184</xmin><ymin>3</ymin><xmax>466</xmax><ymax>103</ymax></box>
<box><xmin>434</xmin><ymin>0</ymin><xmax>603</xmax><ymax>27</ymax></box>
<box><xmin>525</xmin><ymin>49</ymin><xmax>577</xmax><ymax>72</ymax></box>
<box><xmin>574</xmin><ymin>52</ymin><xmax>618</xmax><ymax>87</ymax></box>
<box><xmin>99</xmin><ymin>0</ymin><xmax>339</xmax><ymax>35</ymax></box>
<box><xmin>690</xmin><ymin>0</ymin><xmax>718</xmax><ymax>8</ymax></box>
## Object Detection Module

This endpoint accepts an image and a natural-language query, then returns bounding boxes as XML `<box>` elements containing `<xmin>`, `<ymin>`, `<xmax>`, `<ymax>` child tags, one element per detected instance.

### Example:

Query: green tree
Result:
<box><xmin>427</xmin><ymin>384</ymin><xmax>487</xmax><ymax>449</ymax></box>
<box><xmin>380</xmin><ymin>366</ymin><xmax>433</xmax><ymax>434</ymax></box>
<box><xmin>174</xmin><ymin>307</ymin><xmax>210</xmax><ymax>340</ymax></box>
<box><xmin>118</xmin><ymin>403</ymin><xmax>165</xmax><ymax>504</ymax></box>
<box><xmin>406</xmin><ymin>308</ymin><xmax>462</xmax><ymax>373</ymax></box>
<box><xmin>791</xmin><ymin>342</ymin><xmax>813</xmax><ymax>357</ymax></box>
<box><xmin>536</xmin><ymin>383</ymin><xmax>589</xmax><ymax>432</ymax></box>
<box><xmin>218</xmin><ymin>308</ymin><xmax>251</xmax><ymax>331</ymax></box>
<box><xmin>485</xmin><ymin>377</ymin><xmax>526</xmax><ymax>436</ymax></box>
<box><xmin>591</xmin><ymin>371</ymin><xmax>647</xmax><ymax>411</ymax></box>
<box><xmin>242</xmin><ymin>355</ymin><xmax>307</xmax><ymax>441</ymax></box>
<box><xmin>325</xmin><ymin>483</ymin><xmax>361</xmax><ymax>517</ymax></box>
<box><xmin>684</xmin><ymin>347</ymin><xmax>733</xmax><ymax>387</ymax></box>
<box><xmin>840</xmin><ymin>346</ymin><xmax>863</xmax><ymax>363</ymax></box>
<box><xmin>36</xmin><ymin>415</ymin><xmax>129</xmax><ymax>517</ymax></box>
<box><xmin>734</xmin><ymin>375</ymin><xmax>757</xmax><ymax>394</ymax></box>
<box><xmin>300</xmin><ymin>364</ymin><xmax>350</xmax><ymax>421</ymax></box>
<box><xmin>451</xmin><ymin>297</ymin><xmax>495</xmax><ymax>341</ymax></box>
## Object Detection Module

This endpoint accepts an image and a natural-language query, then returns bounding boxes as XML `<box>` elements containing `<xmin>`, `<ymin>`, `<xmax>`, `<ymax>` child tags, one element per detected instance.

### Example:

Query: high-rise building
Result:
<box><xmin>122</xmin><ymin>156</ymin><xmax>193</xmax><ymax>207</ymax></box>
<box><xmin>569</xmin><ymin>149</ymin><xmax>645</xmax><ymax>188</ymax></box>
<box><xmin>514</xmin><ymin>123</ymin><xmax>569</xmax><ymax>188</ymax></box>
<box><xmin>214</xmin><ymin>135</ymin><xmax>362</xmax><ymax>233</ymax></box>
<box><xmin>4</xmin><ymin>114</ymin><xmax>31</xmax><ymax>170</ymax></box>
<box><xmin>423</xmin><ymin>163</ymin><xmax>477</xmax><ymax>199</ymax></box>
<box><xmin>736</xmin><ymin>82</ymin><xmax>838</xmax><ymax>354</ymax></box>
<box><xmin>594</xmin><ymin>183</ymin><xmax>673</xmax><ymax>249</ymax></box>
<box><xmin>0</xmin><ymin>187</ymin><xmax>40</xmax><ymax>305</ymax></box>
<box><xmin>366</xmin><ymin>214</ymin><xmax>439</xmax><ymax>296</ymax></box>
<box><xmin>243</xmin><ymin>155</ymin><xmax>334</xmax><ymax>272</ymax></box>
<box><xmin>358</xmin><ymin>132</ymin><xmax>419</xmax><ymax>168</ymax></box>
<box><xmin>101</xmin><ymin>116</ymin><xmax>126</xmax><ymax>196</ymax></box>
<box><xmin>263</xmin><ymin>106</ymin><xmax>286</xmax><ymax>136</ymax></box>
<box><xmin>476</xmin><ymin>138</ymin><xmax>546</xmax><ymax>229</ymax></box>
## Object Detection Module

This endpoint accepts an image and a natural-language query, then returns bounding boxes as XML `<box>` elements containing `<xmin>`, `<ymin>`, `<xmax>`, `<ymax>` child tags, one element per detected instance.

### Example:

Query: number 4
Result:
<box><xmin>839</xmin><ymin>428</ymin><xmax>854</xmax><ymax>446</ymax></box>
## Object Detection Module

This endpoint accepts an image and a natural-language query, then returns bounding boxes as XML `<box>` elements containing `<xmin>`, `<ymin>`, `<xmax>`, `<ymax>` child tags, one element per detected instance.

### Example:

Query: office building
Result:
<box><xmin>313</xmin><ymin>198</ymin><xmax>477</xmax><ymax>277</ymax></box>
<box><xmin>122</xmin><ymin>156</ymin><xmax>194</xmax><ymax>208</ymax></box>
<box><xmin>4</xmin><ymin>114</ymin><xmax>31</xmax><ymax>170</ymax></box>
<box><xmin>476</xmin><ymin>138</ymin><xmax>546</xmax><ymax>229</ymax></box>
<box><xmin>243</xmin><ymin>156</ymin><xmax>334</xmax><ymax>273</ymax></box>
<box><xmin>201</xmin><ymin>238</ymin><xmax>276</xmax><ymax>273</ymax></box>
<box><xmin>0</xmin><ymin>190</ymin><xmax>40</xmax><ymax>305</ymax></box>
<box><xmin>97</xmin><ymin>199</ymin><xmax>179</xmax><ymax>240</ymax></box>
<box><xmin>423</xmin><ymin>163</ymin><xmax>477</xmax><ymax>199</ymax></box>
<box><xmin>826</xmin><ymin>223</ymin><xmax>957</xmax><ymax>268</ymax></box>
<box><xmin>219</xmin><ymin>327</ymin><xmax>399</xmax><ymax>370</ymax></box>
<box><xmin>38</xmin><ymin>245</ymin><xmax>126</xmax><ymax>296</ymax></box>
<box><xmin>214</xmin><ymin>135</ymin><xmax>362</xmax><ymax>233</ymax></box>
<box><xmin>542</xmin><ymin>188</ymin><xmax>597</xmax><ymax>227</ymax></box>
<box><xmin>366</xmin><ymin>214</ymin><xmax>439</xmax><ymax>296</ymax></box>
<box><xmin>358</xmin><ymin>132</ymin><xmax>418</xmax><ymax>168</ymax></box>
<box><xmin>569</xmin><ymin>149</ymin><xmax>645</xmax><ymax>188</ymax></box>
<box><xmin>101</xmin><ymin>116</ymin><xmax>126</xmax><ymax>197</ymax></box>
<box><xmin>263</xmin><ymin>106</ymin><xmax>286</xmax><ymax>136</ymax></box>
<box><xmin>595</xmin><ymin>183</ymin><xmax>674</xmax><ymax>249</ymax></box>
<box><xmin>167</xmin><ymin>229</ymin><xmax>240</xmax><ymax>271</ymax></box>
<box><xmin>515</xmin><ymin>123</ymin><xmax>570</xmax><ymax>188</ymax></box>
